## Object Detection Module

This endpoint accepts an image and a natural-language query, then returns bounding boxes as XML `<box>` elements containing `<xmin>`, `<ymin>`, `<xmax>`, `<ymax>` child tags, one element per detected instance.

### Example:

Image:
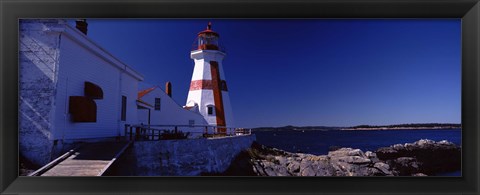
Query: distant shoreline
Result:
<box><xmin>340</xmin><ymin>126</ymin><xmax>460</xmax><ymax>131</ymax></box>
<box><xmin>253</xmin><ymin>123</ymin><xmax>461</xmax><ymax>131</ymax></box>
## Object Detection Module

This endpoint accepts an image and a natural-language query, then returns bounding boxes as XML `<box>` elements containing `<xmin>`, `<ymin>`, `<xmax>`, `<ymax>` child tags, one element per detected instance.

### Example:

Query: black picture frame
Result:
<box><xmin>1</xmin><ymin>0</ymin><xmax>479</xmax><ymax>194</ymax></box>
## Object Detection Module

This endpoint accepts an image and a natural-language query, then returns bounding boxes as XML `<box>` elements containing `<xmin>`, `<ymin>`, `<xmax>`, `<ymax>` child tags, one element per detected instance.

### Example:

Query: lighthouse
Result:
<box><xmin>185</xmin><ymin>22</ymin><xmax>234</xmax><ymax>132</ymax></box>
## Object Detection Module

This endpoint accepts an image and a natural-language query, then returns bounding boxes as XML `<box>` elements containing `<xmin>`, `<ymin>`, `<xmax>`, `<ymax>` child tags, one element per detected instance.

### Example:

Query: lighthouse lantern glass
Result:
<box><xmin>198</xmin><ymin>33</ymin><xmax>219</xmax><ymax>50</ymax></box>
<box><xmin>192</xmin><ymin>23</ymin><xmax>223</xmax><ymax>51</ymax></box>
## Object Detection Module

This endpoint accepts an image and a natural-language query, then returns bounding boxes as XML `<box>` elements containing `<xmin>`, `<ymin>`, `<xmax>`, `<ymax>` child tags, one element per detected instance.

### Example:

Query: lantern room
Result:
<box><xmin>193</xmin><ymin>22</ymin><xmax>222</xmax><ymax>51</ymax></box>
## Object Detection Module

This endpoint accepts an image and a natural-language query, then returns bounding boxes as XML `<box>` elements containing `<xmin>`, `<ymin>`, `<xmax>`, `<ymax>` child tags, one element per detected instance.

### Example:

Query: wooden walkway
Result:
<box><xmin>32</xmin><ymin>141</ymin><xmax>132</xmax><ymax>176</ymax></box>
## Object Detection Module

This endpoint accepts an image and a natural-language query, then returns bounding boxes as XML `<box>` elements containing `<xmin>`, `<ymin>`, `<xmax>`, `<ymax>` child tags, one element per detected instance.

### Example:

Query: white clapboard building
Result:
<box><xmin>136</xmin><ymin>83</ymin><xmax>208</xmax><ymax>137</ymax></box>
<box><xmin>20</xmin><ymin>19</ymin><xmax>144</xmax><ymax>165</ymax></box>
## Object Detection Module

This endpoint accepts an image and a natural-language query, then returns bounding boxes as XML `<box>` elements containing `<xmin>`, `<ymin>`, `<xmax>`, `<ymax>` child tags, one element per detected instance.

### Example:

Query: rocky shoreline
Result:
<box><xmin>340</xmin><ymin>127</ymin><xmax>459</xmax><ymax>130</ymax></box>
<box><xmin>209</xmin><ymin>139</ymin><xmax>461</xmax><ymax>176</ymax></box>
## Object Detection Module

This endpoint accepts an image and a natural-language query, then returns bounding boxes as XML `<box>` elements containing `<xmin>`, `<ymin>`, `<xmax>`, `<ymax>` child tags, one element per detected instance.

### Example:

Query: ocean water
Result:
<box><xmin>254</xmin><ymin>129</ymin><xmax>462</xmax><ymax>176</ymax></box>
<box><xmin>253</xmin><ymin>129</ymin><xmax>461</xmax><ymax>155</ymax></box>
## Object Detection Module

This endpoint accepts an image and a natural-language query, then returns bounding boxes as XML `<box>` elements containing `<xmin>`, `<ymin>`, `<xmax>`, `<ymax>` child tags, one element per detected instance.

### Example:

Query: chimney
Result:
<box><xmin>166</xmin><ymin>82</ymin><xmax>172</xmax><ymax>97</ymax></box>
<box><xmin>75</xmin><ymin>19</ymin><xmax>88</xmax><ymax>35</ymax></box>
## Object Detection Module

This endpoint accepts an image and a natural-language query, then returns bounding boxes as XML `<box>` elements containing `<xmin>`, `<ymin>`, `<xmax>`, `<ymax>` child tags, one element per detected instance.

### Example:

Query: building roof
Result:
<box><xmin>138</xmin><ymin>86</ymin><xmax>157</xmax><ymax>99</ymax></box>
<box><xmin>136</xmin><ymin>99</ymin><xmax>153</xmax><ymax>108</ymax></box>
<box><xmin>183</xmin><ymin>106</ymin><xmax>195</xmax><ymax>110</ymax></box>
<box><xmin>197</xmin><ymin>22</ymin><xmax>219</xmax><ymax>37</ymax></box>
<box><xmin>60</xmin><ymin>22</ymin><xmax>144</xmax><ymax>81</ymax></box>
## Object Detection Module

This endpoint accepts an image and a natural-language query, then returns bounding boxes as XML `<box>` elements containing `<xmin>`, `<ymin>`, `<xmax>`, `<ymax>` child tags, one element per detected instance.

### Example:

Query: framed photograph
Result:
<box><xmin>1</xmin><ymin>0</ymin><xmax>479</xmax><ymax>194</ymax></box>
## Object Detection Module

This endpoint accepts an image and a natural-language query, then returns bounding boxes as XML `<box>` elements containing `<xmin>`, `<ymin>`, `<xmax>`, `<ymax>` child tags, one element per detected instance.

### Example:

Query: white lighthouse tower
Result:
<box><xmin>185</xmin><ymin>22</ymin><xmax>234</xmax><ymax>133</ymax></box>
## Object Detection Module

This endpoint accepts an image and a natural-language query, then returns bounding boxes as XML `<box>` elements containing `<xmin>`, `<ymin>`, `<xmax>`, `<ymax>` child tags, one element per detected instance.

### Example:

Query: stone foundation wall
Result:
<box><xmin>19</xmin><ymin>19</ymin><xmax>64</xmax><ymax>166</ymax></box>
<box><xmin>115</xmin><ymin>134</ymin><xmax>256</xmax><ymax>176</ymax></box>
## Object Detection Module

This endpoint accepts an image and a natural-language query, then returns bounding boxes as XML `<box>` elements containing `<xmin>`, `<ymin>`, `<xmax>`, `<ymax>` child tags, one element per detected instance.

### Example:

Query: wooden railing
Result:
<box><xmin>124</xmin><ymin>124</ymin><xmax>251</xmax><ymax>141</ymax></box>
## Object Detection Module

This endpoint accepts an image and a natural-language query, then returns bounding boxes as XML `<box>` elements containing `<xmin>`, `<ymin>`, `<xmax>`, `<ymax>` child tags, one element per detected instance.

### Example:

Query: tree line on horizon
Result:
<box><xmin>252</xmin><ymin>123</ymin><xmax>461</xmax><ymax>131</ymax></box>
<box><xmin>351</xmin><ymin>123</ymin><xmax>461</xmax><ymax>129</ymax></box>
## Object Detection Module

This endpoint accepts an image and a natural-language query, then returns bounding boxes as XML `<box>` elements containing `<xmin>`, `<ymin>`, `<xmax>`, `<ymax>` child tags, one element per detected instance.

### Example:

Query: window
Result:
<box><xmin>121</xmin><ymin>96</ymin><xmax>127</xmax><ymax>121</ymax></box>
<box><xmin>221</xmin><ymin>80</ymin><xmax>228</xmax><ymax>91</ymax></box>
<box><xmin>207</xmin><ymin>105</ymin><xmax>214</xmax><ymax>115</ymax></box>
<box><xmin>155</xmin><ymin>98</ymin><xmax>161</xmax><ymax>110</ymax></box>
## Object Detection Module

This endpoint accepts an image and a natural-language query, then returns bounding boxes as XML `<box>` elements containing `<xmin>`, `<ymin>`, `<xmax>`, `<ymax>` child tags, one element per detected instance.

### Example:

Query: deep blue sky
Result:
<box><xmin>75</xmin><ymin>19</ymin><xmax>461</xmax><ymax>128</ymax></box>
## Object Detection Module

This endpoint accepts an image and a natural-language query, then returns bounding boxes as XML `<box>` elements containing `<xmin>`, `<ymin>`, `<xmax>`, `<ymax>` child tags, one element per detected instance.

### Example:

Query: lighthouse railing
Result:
<box><xmin>191</xmin><ymin>41</ymin><xmax>226</xmax><ymax>53</ymax></box>
<box><xmin>124</xmin><ymin>124</ymin><xmax>251</xmax><ymax>141</ymax></box>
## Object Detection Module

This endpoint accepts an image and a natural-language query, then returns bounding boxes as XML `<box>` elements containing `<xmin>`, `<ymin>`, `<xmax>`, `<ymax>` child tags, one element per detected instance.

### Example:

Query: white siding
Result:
<box><xmin>20</xmin><ymin>19</ymin><xmax>143</xmax><ymax>166</ymax></box>
<box><xmin>222</xmin><ymin>91</ymin><xmax>235</xmax><ymax>127</ymax></box>
<box><xmin>185</xmin><ymin>90</ymin><xmax>201</xmax><ymax>108</ymax></box>
<box><xmin>199</xmin><ymin>90</ymin><xmax>216</xmax><ymax>125</ymax></box>
<box><xmin>54</xmin><ymin>33</ymin><xmax>141</xmax><ymax>140</ymax></box>
<box><xmin>218</xmin><ymin>61</ymin><xmax>226</xmax><ymax>81</ymax></box>
<box><xmin>187</xmin><ymin>50</ymin><xmax>234</xmax><ymax>127</ymax></box>
<box><xmin>190</xmin><ymin>50</ymin><xmax>226</xmax><ymax>62</ymax></box>
<box><xmin>191</xmin><ymin>59</ymin><xmax>212</xmax><ymax>80</ymax></box>
<box><xmin>121</xmin><ymin>73</ymin><xmax>139</xmax><ymax>135</ymax></box>
<box><xmin>186</xmin><ymin>89</ymin><xmax>216</xmax><ymax>125</ymax></box>
<box><xmin>139</xmin><ymin>88</ymin><xmax>208</xmax><ymax>136</ymax></box>
<box><xmin>137</xmin><ymin>109</ymin><xmax>149</xmax><ymax>124</ymax></box>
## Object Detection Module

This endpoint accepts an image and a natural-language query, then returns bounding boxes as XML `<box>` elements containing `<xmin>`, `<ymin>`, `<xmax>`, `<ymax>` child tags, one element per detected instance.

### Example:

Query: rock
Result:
<box><xmin>438</xmin><ymin>140</ymin><xmax>453</xmax><ymax>145</ymax></box>
<box><xmin>325</xmin><ymin>147</ymin><xmax>377</xmax><ymax>176</ymax></box>
<box><xmin>352</xmin><ymin>165</ymin><xmax>374</xmax><ymax>176</ymax></box>
<box><xmin>285</xmin><ymin>157</ymin><xmax>294</xmax><ymax>165</ymax></box>
<box><xmin>392</xmin><ymin>144</ymin><xmax>404</xmax><ymax>150</ymax></box>
<box><xmin>309</xmin><ymin>155</ymin><xmax>327</xmax><ymax>161</ymax></box>
<box><xmin>287</xmin><ymin>161</ymin><xmax>300</xmax><ymax>173</ymax></box>
<box><xmin>329</xmin><ymin>148</ymin><xmax>370</xmax><ymax>164</ymax></box>
<box><xmin>301</xmin><ymin>166</ymin><xmax>316</xmax><ymax>176</ymax></box>
<box><xmin>343</xmin><ymin>163</ymin><xmax>373</xmax><ymax>176</ymax></box>
<box><xmin>367</xmin><ymin>167</ymin><xmax>384</xmax><ymax>176</ymax></box>
<box><xmin>412</xmin><ymin>173</ymin><xmax>428</xmax><ymax>176</ymax></box>
<box><xmin>265</xmin><ymin>155</ymin><xmax>276</xmax><ymax>163</ymax></box>
<box><xmin>376</xmin><ymin>139</ymin><xmax>461</xmax><ymax>176</ymax></box>
<box><xmin>347</xmin><ymin>149</ymin><xmax>365</xmax><ymax>157</ymax></box>
<box><xmin>374</xmin><ymin>162</ymin><xmax>392</xmax><ymax>175</ymax></box>
<box><xmin>313</xmin><ymin>162</ymin><xmax>335</xmax><ymax>176</ymax></box>
<box><xmin>395</xmin><ymin>157</ymin><xmax>418</xmax><ymax>167</ymax></box>
<box><xmin>332</xmin><ymin>155</ymin><xmax>371</xmax><ymax>164</ymax></box>
<box><xmin>331</xmin><ymin>161</ymin><xmax>351</xmax><ymax>176</ymax></box>
<box><xmin>328</xmin><ymin>148</ymin><xmax>353</xmax><ymax>156</ymax></box>
<box><xmin>299</xmin><ymin>159</ymin><xmax>311</xmax><ymax>170</ymax></box>
<box><xmin>252</xmin><ymin>161</ymin><xmax>268</xmax><ymax>176</ymax></box>
<box><xmin>365</xmin><ymin>151</ymin><xmax>376</xmax><ymax>158</ymax></box>
<box><xmin>275</xmin><ymin>156</ymin><xmax>288</xmax><ymax>165</ymax></box>
<box><xmin>273</xmin><ymin>164</ymin><xmax>290</xmax><ymax>176</ymax></box>
<box><xmin>416</xmin><ymin>139</ymin><xmax>435</xmax><ymax>146</ymax></box>
<box><xmin>221</xmin><ymin>140</ymin><xmax>460</xmax><ymax>177</ymax></box>
<box><xmin>390</xmin><ymin>157</ymin><xmax>420</xmax><ymax>176</ymax></box>
<box><xmin>365</xmin><ymin>151</ymin><xmax>381</xmax><ymax>163</ymax></box>
<box><xmin>403</xmin><ymin>143</ymin><xmax>415</xmax><ymax>150</ymax></box>
<box><xmin>263</xmin><ymin>166</ymin><xmax>278</xmax><ymax>176</ymax></box>
<box><xmin>370</xmin><ymin>158</ymin><xmax>380</xmax><ymax>164</ymax></box>
<box><xmin>375</xmin><ymin>147</ymin><xmax>399</xmax><ymax>160</ymax></box>
<box><xmin>296</xmin><ymin>153</ymin><xmax>307</xmax><ymax>158</ymax></box>
<box><xmin>257</xmin><ymin>160</ymin><xmax>291</xmax><ymax>176</ymax></box>
<box><xmin>351</xmin><ymin>156</ymin><xmax>371</xmax><ymax>164</ymax></box>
